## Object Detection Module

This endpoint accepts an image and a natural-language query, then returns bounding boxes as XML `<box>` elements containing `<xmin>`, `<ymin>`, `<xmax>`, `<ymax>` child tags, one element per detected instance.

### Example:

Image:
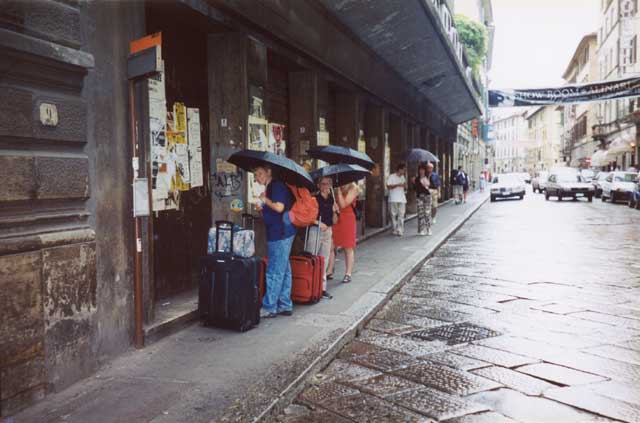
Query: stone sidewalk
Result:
<box><xmin>12</xmin><ymin>192</ymin><xmax>488</xmax><ymax>423</ymax></box>
<box><xmin>278</xmin><ymin>190</ymin><xmax>640</xmax><ymax>423</ymax></box>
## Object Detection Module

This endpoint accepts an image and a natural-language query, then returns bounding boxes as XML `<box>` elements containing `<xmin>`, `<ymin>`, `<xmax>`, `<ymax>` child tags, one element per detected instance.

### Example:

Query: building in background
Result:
<box><xmin>592</xmin><ymin>0</ymin><xmax>640</xmax><ymax>170</ymax></box>
<box><xmin>561</xmin><ymin>33</ymin><xmax>599</xmax><ymax>168</ymax></box>
<box><xmin>453</xmin><ymin>0</ymin><xmax>495</xmax><ymax>187</ymax></box>
<box><xmin>492</xmin><ymin>111</ymin><xmax>531</xmax><ymax>174</ymax></box>
<box><xmin>526</xmin><ymin>106</ymin><xmax>564</xmax><ymax>172</ymax></box>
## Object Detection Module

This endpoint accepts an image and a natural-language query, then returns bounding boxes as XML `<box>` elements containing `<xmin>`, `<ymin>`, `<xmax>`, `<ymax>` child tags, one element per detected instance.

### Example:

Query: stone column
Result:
<box><xmin>364</xmin><ymin>103</ymin><xmax>385</xmax><ymax>228</ymax></box>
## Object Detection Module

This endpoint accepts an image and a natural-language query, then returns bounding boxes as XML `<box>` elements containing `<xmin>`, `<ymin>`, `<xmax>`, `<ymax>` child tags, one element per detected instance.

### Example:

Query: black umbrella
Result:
<box><xmin>227</xmin><ymin>149</ymin><xmax>315</xmax><ymax>190</ymax></box>
<box><xmin>307</xmin><ymin>145</ymin><xmax>375</xmax><ymax>170</ymax></box>
<box><xmin>310</xmin><ymin>163</ymin><xmax>371</xmax><ymax>187</ymax></box>
<box><xmin>404</xmin><ymin>148</ymin><xmax>439</xmax><ymax>163</ymax></box>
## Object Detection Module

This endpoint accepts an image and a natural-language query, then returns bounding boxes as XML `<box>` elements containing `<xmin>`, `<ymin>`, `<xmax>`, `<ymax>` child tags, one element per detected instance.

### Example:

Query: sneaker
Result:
<box><xmin>428</xmin><ymin>228</ymin><xmax>432</xmax><ymax>236</ymax></box>
<box><xmin>260</xmin><ymin>309</ymin><xmax>277</xmax><ymax>319</ymax></box>
<box><xmin>432</xmin><ymin>218</ymin><xmax>437</xmax><ymax>224</ymax></box>
<box><xmin>322</xmin><ymin>290</ymin><xmax>333</xmax><ymax>299</ymax></box>
<box><xmin>342</xmin><ymin>275</ymin><xmax>352</xmax><ymax>284</ymax></box>
<box><xmin>278</xmin><ymin>310</ymin><xmax>293</xmax><ymax>317</ymax></box>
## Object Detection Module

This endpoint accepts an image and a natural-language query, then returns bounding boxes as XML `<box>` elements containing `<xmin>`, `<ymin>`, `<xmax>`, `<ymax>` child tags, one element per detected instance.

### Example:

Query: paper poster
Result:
<box><xmin>187</xmin><ymin>108</ymin><xmax>203</xmax><ymax>188</ymax></box>
<box><xmin>174</xmin><ymin>102</ymin><xmax>187</xmax><ymax>132</ymax></box>
<box><xmin>384</xmin><ymin>132</ymin><xmax>390</xmax><ymax>195</ymax></box>
<box><xmin>357</xmin><ymin>130</ymin><xmax>367</xmax><ymax>194</ymax></box>
<box><xmin>247</xmin><ymin>115</ymin><xmax>268</xmax><ymax>205</ymax></box>
<box><xmin>133</xmin><ymin>178</ymin><xmax>149</xmax><ymax>217</ymax></box>
<box><xmin>148</xmin><ymin>62</ymin><xmax>168</xmax><ymax>208</ymax></box>
<box><xmin>268</xmin><ymin>123</ymin><xmax>286</xmax><ymax>156</ymax></box>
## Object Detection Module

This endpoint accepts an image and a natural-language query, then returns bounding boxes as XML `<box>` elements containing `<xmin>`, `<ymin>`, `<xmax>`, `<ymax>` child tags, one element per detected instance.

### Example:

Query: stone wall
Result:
<box><xmin>0</xmin><ymin>0</ymin><xmax>143</xmax><ymax>415</ymax></box>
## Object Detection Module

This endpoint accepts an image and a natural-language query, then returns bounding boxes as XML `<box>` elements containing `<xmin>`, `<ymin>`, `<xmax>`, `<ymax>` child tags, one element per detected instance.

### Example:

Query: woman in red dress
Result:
<box><xmin>327</xmin><ymin>182</ymin><xmax>359</xmax><ymax>283</ymax></box>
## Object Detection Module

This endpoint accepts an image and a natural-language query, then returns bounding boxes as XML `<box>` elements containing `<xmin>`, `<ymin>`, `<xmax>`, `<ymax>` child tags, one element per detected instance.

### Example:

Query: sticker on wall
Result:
<box><xmin>268</xmin><ymin>123</ymin><xmax>287</xmax><ymax>156</ymax></box>
<box><xmin>230</xmin><ymin>198</ymin><xmax>244</xmax><ymax>213</ymax></box>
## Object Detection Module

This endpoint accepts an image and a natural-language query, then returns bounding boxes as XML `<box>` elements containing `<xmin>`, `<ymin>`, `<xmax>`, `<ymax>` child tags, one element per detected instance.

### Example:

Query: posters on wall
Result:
<box><xmin>247</xmin><ymin>113</ymin><xmax>268</xmax><ymax>206</ymax></box>
<box><xmin>357</xmin><ymin>130</ymin><xmax>367</xmax><ymax>195</ymax></box>
<box><xmin>168</xmin><ymin>102</ymin><xmax>190</xmax><ymax>191</ymax></box>
<box><xmin>268</xmin><ymin>123</ymin><xmax>286</xmax><ymax>156</ymax></box>
<box><xmin>187</xmin><ymin>108</ymin><xmax>203</xmax><ymax>188</ymax></box>
<box><xmin>317</xmin><ymin>117</ymin><xmax>330</xmax><ymax>168</ymax></box>
<box><xmin>384</xmin><ymin>132</ymin><xmax>390</xmax><ymax>195</ymax></box>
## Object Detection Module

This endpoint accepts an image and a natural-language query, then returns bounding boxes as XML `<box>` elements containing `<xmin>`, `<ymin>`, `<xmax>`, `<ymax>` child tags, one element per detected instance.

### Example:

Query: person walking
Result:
<box><xmin>387</xmin><ymin>163</ymin><xmax>407</xmax><ymax>236</ymax></box>
<box><xmin>414</xmin><ymin>164</ymin><xmax>432</xmax><ymax>236</ymax></box>
<box><xmin>255</xmin><ymin>165</ymin><xmax>297</xmax><ymax>318</ymax></box>
<box><xmin>453</xmin><ymin>166</ymin><xmax>465</xmax><ymax>204</ymax></box>
<box><xmin>458</xmin><ymin>167</ymin><xmax>469</xmax><ymax>203</ymax></box>
<box><xmin>479</xmin><ymin>172</ymin><xmax>486</xmax><ymax>193</ymax></box>
<box><xmin>308</xmin><ymin>176</ymin><xmax>338</xmax><ymax>299</ymax></box>
<box><xmin>327</xmin><ymin>182</ymin><xmax>359</xmax><ymax>284</ymax></box>
<box><xmin>426</xmin><ymin>162</ymin><xmax>440</xmax><ymax>224</ymax></box>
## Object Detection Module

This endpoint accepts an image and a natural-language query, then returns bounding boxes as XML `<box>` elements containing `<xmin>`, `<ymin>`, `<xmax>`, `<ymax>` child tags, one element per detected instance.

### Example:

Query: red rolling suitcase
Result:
<box><xmin>290</xmin><ymin>221</ymin><xmax>324</xmax><ymax>304</ymax></box>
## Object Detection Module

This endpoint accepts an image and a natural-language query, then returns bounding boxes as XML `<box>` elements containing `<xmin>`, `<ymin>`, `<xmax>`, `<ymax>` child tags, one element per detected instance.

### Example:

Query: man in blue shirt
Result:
<box><xmin>255</xmin><ymin>165</ymin><xmax>296</xmax><ymax>318</ymax></box>
<box><xmin>426</xmin><ymin>162</ymin><xmax>441</xmax><ymax>224</ymax></box>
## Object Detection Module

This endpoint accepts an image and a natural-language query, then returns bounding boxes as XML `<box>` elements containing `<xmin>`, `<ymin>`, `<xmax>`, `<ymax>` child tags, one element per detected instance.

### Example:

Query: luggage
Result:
<box><xmin>199</xmin><ymin>220</ymin><xmax>260</xmax><ymax>332</ymax></box>
<box><xmin>290</xmin><ymin>220</ymin><xmax>324</xmax><ymax>304</ymax></box>
<box><xmin>286</xmin><ymin>184</ymin><xmax>319</xmax><ymax>227</ymax></box>
<box><xmin>207</xmin><ymin>214</ymin><xmax>255</xmax><ymax>257</ymax></box>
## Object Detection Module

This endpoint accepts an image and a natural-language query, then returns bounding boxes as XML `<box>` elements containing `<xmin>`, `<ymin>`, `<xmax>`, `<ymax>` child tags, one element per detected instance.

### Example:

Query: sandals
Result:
<box><xmin>342</xmin><ymin>275</ymin><xmax>352</xmax><ymax>284</ymax></box>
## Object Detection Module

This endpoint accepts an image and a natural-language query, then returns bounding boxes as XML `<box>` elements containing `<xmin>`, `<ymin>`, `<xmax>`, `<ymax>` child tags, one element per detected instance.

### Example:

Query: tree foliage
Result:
<box><xmin>454</xmin><ymin>14</ymin><xmax>487</xmax><ymax>75</ymax></box>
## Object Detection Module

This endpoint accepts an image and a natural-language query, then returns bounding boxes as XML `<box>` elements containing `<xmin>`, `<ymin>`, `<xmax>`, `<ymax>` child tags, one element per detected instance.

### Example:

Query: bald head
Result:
<box><xmin>427</xmin><ymin>162</ymin><xmax>434</xmax><ymax>169</ymax></box>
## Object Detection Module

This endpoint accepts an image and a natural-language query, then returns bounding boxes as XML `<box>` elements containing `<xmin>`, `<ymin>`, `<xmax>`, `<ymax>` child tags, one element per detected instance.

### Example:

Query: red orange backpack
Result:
<box><xmin>286</xmin><ymin>184</ymin><xmax>318</xmax><ymax>228</ymax></box>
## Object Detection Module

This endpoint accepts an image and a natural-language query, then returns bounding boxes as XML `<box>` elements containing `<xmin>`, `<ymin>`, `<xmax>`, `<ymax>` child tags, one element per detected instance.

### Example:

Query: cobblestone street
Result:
<box><xmin>279</xmin><ymin>191</ymin><xmax>640</xmax><ymax>423</ymax></box>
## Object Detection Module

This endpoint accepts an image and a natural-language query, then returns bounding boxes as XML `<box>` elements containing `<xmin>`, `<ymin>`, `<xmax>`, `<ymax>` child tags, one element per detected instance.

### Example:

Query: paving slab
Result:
<box><xmin>385</xmin><ymin>387</ymin><xmax>489</xmax><ymax>421</ymax></box>
<box><xmin>516</xmin><ymin>363</ymin><xmax>608</xmax><ymax>386</ymax></box>
<box><xmin>320</xmin><ymin>393</ymin><xmax>435</xmax><ymax>423</ymax></box>
<box><xmin>453</xmin><ymin>344</ymin><xmax>539</xmax><ymax>368</ymax></box>
<box><xmin>420</xmin><ymin>351</ymin><xmax>492</xmax><ymax>371</ymax></box>
<box><xmin>544</xmin><ymin>385</ymin><xmax>640</xmax><ymax>423</ymax></box>
<box><xmin>470</xmin><ymin>366</ymin><xmax>557</xmax><ymax>396</ymax></box>
<box><xmin>391</xmin><ymin>363</ymin><xmax>502</xmax><ymax>395</ymax></box>
<box><xmin>582</xmin><ymin>344</ymin><xmax>640</xmax><ymax>366</ymax></box>
<box><xmin>444</xmin><ymin>411</ymin><xmax>521</xmax><ymax>423</ymax></box>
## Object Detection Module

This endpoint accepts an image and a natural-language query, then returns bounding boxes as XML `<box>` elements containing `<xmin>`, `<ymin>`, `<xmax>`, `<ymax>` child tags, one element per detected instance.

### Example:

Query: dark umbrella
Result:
<box><xmin>404</xmin><ymin>148</ymin><xmax>439</xmax><ymax>163</ymax></box>
<box><xmin>227</xmin><ymin>149</ymin><xmax>315</xmax><ymax>190</ymax></box>
<box><xmin>307</xmin><ymin>145</ymin><xmax>375</xmax><ymax>170</ymax></box>
<box><xmin>310</xmin><ymin>163</ymin><xmax>371</xmax><ymax>187</ymax></box>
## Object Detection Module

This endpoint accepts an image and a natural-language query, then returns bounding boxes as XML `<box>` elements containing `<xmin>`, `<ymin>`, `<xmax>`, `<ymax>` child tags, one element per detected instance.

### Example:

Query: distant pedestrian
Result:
<box><xmin>457</xmin><ymin>167</ymin><xmax>469</xmax><ymax>203</ymax></box>
<box><xmin>479</xmin><ymin>173</ymin><xmax>486</xmax><ymax>192</ymax></box>
<box><xmin>387</xmin><ymin>163</ymin><xmax>407</xmax><ymax>236</ymax></box>
<box><xmin>452</xmin><ymin>167</ymin><xmax>463</xmax><ymax>204</ymax></box>
<box><xmin>308</xmin><ymin>176</ymin><xmax>338</xmax><ymax>298</ymax></box>
<box><xmin>414</xmin><ymin>164</ymin><xmax>432</xmax><ymax>236</ymax></box>
<box><xmin>426</xmin><ymin>162</ymin><xmax>440</xmax><ymax>224</ymax></box>
<box><xmin>327</xmin><ymin>182</ymin><xmax>359</xmax><ymax>284</ymax></box>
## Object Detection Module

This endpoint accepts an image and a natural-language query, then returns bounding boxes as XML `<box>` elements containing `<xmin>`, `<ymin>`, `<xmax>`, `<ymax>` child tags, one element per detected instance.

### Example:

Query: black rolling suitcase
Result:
<box><xmin>199</xmin><ymin>220</ymin><xmax>260</xmax><ymax>332</ymax></box>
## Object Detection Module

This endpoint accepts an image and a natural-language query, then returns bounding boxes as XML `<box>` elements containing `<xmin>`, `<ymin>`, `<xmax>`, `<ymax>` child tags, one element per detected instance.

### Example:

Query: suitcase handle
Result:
<box><xmin>215</xmin><ymin>220</ymin><xmax>234</xmax><ymax>254</ymax></box>
<box><xmin>242</xmin><ymin>213</ymin><xmax>255</xmax><ymax>231</ymax></box>
<box><xmin>303</xmin><ymin>217</ymin><xmax>321</xmax><ymax>256</ymax></box>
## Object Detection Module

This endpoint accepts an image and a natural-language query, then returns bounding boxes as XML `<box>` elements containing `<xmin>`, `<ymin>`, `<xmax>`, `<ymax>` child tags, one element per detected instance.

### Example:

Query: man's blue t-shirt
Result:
<box><xmin>263</xmin><ymin>180</ymin><xmax>296</xmax><ymax>241</ymax></box>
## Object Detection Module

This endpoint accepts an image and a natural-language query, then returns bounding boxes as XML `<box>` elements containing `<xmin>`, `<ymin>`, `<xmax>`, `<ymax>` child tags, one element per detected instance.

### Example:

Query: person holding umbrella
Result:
<box><xmin>228</xmin><ymin>150</ymin><xmax>316</xmax><ymax>319</ymax></box>
<box><xmin>327</xmin><ymin>182</ymin><xmax>359</xmax><ymax>284</ymax></box>
<box><xmin>414</xmin><ymin>164</ymin><xmax>432</xmax><ymax>236</ymax></box>
<box><xmin>308</xmin><ymin>176</ymin><xmax>339</xmax><ymax>298</ymax></box>
<box><xmin>254</xmin><ymin>165</ymin><xmax>297</xmax><ymax>318</ymax></box>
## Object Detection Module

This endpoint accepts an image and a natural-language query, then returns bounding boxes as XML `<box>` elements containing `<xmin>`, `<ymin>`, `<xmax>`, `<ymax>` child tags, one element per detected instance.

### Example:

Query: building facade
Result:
<box><xmin>453</xmin><ymin>0</ymin><xmax>495</xmax><ymax>187</ymax></box>
<box><xmin>0</xmin><ymin>0</ymin><xmax>482</xmax><ymax>415</ymax></box>
<box><xmin>593</xmin><ymin>0</ymin><xmax>640</xmax><ymax>169</ymax></box>
<box><xmin>526</xmin><ymin>106</ymin><xmax>564</xmax><ymax>172</ymax></box>
<box><xmin>492</xmin><ymin>111</ymin><xmax>530</xmax><ymax>174</ymax></box>
<box><xmin>562</xmin><ymin>33</ymin><xmax>599</xmax><ymax>168</ymax></box>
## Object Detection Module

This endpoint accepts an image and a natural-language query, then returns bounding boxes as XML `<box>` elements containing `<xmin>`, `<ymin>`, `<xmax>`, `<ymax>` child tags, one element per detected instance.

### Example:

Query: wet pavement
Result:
<box><xmin>279</xmin><ymin>189</ymin><xmax>640</xmax><ymax>423</ymax></box>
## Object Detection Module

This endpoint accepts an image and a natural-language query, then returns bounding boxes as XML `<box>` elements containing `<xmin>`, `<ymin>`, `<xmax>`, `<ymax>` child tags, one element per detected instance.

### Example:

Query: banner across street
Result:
<box><xmin>489</xmin><ymin>76</ymin><xmax>640</xmax><ymax>107</ymax></box>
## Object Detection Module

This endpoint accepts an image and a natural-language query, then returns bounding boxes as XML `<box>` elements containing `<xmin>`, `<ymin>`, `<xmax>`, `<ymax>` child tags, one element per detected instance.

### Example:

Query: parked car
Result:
<box><xmin>601</xmin><ymin>171</ymin><xmax>638</xmax><ymax>203</ymax></box>
<box><xmin>532</xmin><ymin>171</ymin><xmax>549</xmax><ymax>193</ymax></box>
<box><xmin>490</xmin><ymin>174</ymin><xmax>526</xmax><ymax>202</ymax></box>
<box><xmin>545</xmin><ymin>171</ymin><xmax>594</xmax><ymax>202</ymax></box>
<box><xmin>629</xmin><ymin>179</ymin><xmax>640</xmax><ymax>209</ymax></box>
<box><xmin>592</xmin><ymin>171</ymin><xmax>610</xmax><ymax>198</ymax></box>
<box><xmin>580</xmin><ymin>169</ymin><xmax>596</xmax><ymax>183</ymax></box>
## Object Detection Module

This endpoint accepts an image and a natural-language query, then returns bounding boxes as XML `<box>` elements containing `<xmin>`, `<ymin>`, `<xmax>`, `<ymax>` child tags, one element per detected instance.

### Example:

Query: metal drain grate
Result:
<box><xmin>404</xmin><ymin>322</ymin><xmax>500</xmax><ymax>345</ymax></box>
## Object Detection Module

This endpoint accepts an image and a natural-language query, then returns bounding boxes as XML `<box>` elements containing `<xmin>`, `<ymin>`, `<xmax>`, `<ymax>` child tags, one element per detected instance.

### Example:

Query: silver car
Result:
<box><xmin>490</xmin><ymin>174</ymin><xmax>526</xmax><ymax>202</ymax></box>
<box><xmin>545</xmin><ymin>172</ymin><xmax>594</xmax><ymax>202</ymax></box>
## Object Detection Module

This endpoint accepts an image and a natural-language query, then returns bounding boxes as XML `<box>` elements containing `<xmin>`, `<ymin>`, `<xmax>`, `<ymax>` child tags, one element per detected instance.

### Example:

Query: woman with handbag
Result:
<box><xmin>414</xmin><ymin>164</ymin><xmax>432</xmax><ymax>236</ymax></box>
<box><xmin>326</xmin><ymin>182</ymin><xmax>359</xmax><ymax>284</ymax></box>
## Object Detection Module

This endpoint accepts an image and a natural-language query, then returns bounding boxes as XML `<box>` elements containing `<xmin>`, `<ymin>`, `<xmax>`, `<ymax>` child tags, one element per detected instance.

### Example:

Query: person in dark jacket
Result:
<box><xmin>456</xmin><ymin>166</ymin><xmax>469</xmax><ymax>203</ymax></box>
<box><xmin>414</xmin><ymin>164</ymin><xmax>432</xmax><ymax>236</ymax></box>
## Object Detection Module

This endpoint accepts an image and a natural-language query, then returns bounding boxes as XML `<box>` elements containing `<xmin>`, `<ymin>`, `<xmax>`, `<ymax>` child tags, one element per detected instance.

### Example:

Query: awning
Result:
<box><xmin>591</xmin><ymin>150</ymin><xmax>608</xmax><ymax>167</ymax></box>
<box><xmin>318</xmin><ymin>0</ymin><xmax>482</xmax><ymax>124</ymax></box>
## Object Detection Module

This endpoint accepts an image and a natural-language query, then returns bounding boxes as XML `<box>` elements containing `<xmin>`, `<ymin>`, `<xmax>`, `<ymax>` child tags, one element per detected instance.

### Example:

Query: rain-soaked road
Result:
<box><xmin>278</xmin><ymin>188</ymin><xmax>640</xmax><ymax>423</ymax></box>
